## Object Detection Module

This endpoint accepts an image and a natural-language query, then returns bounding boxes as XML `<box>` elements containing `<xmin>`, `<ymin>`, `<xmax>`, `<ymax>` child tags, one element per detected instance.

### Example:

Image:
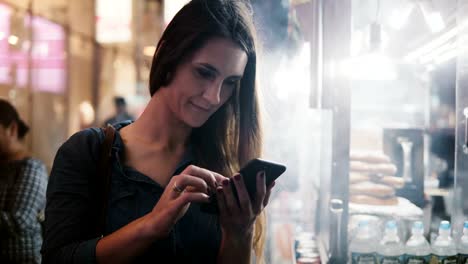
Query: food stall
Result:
<box><xmin>260</xmin><ymin>0</ymin><xmax>468</xmax><ymax>263</ymax></box>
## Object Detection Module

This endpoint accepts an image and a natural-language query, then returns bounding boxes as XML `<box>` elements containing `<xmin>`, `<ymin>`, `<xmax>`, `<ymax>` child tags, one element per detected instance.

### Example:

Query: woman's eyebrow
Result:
<box><xmin>196</xmin><ymin>63</ymin><xmax>243</xmax><ymax>79</ymax></box>
<box><xmin>196</xmin><ymin>63</ymin><xmax>220</xmax><ymax>75</ymax></box>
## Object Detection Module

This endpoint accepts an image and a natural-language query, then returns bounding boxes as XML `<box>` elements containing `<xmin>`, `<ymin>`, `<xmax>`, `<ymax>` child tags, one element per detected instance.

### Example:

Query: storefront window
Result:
<box><xmin>30</xmin><ymin>16</ymin><xmax>66</xmax><ymax>93</ymax></box>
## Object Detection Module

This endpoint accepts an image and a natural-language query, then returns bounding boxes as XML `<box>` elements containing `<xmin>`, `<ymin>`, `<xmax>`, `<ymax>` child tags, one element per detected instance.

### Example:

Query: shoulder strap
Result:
<box><xmin>95</xmin><ymin>124</ymin><xmax>116</xmax><ymax>236</ymax></box>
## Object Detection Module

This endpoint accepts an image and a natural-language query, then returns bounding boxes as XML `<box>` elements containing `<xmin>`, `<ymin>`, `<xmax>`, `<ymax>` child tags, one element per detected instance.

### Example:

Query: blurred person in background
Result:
<box><xmin>0</xmin><ymin>99</ymin><xmax>48</xmax><ymax>264</ymax></box>
<box><xmin>103</xmin><ymin>96</ymin><xmax>135</xmax><ymax>126</ymax></box>
<box><xmin>42</xmin><ymin>0</ymin><xmax>275</xmax><ymax>263</ymax></box>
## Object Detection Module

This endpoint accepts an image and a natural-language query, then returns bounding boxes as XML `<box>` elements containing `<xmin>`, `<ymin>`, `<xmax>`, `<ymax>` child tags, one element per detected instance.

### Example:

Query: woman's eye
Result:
<box><xmin>224</xmin><ymin>79</ymin><xmax>239</xmax><ymax>88</ymax></box>
<box><xmin>196</xmin><ymin>68</ymin><xmax>215</xmax><ymax>79</ymax></box>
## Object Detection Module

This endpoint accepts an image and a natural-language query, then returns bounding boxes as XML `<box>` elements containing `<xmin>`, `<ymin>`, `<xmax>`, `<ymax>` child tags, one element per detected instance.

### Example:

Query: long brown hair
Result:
<box><xmin>148</xmin><ymin>0</ymin><xmax>266</xmax><ymax>260</ymax></box>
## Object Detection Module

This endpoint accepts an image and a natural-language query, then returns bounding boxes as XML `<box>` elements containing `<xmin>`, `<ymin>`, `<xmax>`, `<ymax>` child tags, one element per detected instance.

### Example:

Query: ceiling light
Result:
<box><xmin>8</xmin><ymin>35</ymin><xmax>18</xmax><ymax>45</ymax></box>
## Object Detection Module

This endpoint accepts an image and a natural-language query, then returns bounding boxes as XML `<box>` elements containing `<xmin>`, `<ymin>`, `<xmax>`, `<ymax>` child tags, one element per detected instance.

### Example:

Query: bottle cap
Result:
<box><xmin>440</xmin><ymin>220</ymin><xmax>450</xmax><ymax>230</ymax></box>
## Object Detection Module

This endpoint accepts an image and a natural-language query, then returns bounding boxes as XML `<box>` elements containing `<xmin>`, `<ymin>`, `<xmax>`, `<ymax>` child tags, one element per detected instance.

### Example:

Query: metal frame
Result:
<box><xmin>453</xmin><ymin>0</ymin><xmax>468</xmax><ymax>238</ymax></box>
<box><xmin>314</xmin><ymin>0</ymin><xmax>352</xmax><ymax>262</ymax></box>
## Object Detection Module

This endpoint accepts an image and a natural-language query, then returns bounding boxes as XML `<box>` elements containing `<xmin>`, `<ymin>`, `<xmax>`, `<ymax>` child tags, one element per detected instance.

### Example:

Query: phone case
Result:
<box><xmin>200</xmin><ymin>158</ymin><xmax>286</xmax><ymax>214</ymax></box>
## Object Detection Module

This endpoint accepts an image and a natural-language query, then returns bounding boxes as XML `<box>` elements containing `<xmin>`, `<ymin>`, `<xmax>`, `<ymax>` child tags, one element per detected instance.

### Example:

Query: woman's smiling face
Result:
<box><xmin>160</xmin><ymin>37</ymin><xmax>248</xmax><ymax>128</ymax></box>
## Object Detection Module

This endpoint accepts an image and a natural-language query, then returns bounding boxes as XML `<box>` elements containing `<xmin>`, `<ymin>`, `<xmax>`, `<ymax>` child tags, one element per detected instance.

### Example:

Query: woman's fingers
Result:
<box><xmin>212</xmin><ymin>172</ymin><xmax>228</xmax><ymax>185</ymax></box>
<box><xmin>174</xmin><ymin>192</ymin><xmax>210</xmax><ymax>208</ymax></box>
<box><xmin>231</xmin><ymin>173</ymin><xmax>252</xmax><ymax>213</ymax></box>
<box><xmin>216</xmin><ymin>187</ymin><xmax>229</xmax><ymax>217</ymax></box>
<box><xmin>253</xmin><ymin>171</ymin><xmax>266</xmax><ymax>213</ymax></box>
<box><xmin>220</xmin><ymin>178</ymin><xmax>240</xmax><ymax>215</ymax></box>
<box><xmin>263</xmin><ymin>181</ymin><xmax>275</xmax><ymax>207</ymax></box>
<box><xmin>169</xmin><ymin>174</ymin><xmax>209</xmax><ymax>199</ymax></box>
<box><xmin>182</xmin><ymin>165</ymin><xmax>221</xmax><ymax>190</ymax></box>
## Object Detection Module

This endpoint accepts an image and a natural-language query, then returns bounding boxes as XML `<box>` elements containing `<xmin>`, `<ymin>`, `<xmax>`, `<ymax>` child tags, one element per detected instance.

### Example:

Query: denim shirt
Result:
<box><xmin>41</xmin><ymin>121</ymin><xmax>221</xmax><ymax>263</ymax></box>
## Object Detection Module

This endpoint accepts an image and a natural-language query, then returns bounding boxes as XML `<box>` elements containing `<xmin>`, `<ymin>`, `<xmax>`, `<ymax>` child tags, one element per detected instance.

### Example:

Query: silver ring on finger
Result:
<box><xmin>173</xmin><ymin>181</ymin><xmax>184</xmax><ymax>193</ymax></box>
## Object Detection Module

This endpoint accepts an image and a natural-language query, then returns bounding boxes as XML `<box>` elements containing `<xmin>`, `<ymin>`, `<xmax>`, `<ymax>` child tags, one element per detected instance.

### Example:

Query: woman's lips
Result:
<box><xmin>190</xmin><ymin>102</ymin><xmax>211</xmax><ymax>112</ymax></box>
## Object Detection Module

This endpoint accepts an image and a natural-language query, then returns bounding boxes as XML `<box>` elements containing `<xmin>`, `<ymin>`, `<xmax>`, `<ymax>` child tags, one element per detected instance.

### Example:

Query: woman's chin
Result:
<box><xmin>185</xmin><ymin>117</ymin><xmax>208</xmax><ymax>128</ymax></box>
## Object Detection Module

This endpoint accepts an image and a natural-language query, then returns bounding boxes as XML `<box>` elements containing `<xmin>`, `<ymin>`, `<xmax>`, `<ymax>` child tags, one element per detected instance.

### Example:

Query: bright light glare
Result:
<box><xmin>143</xmin><ymin>45</ymin><xmax>156</xmax><ymax>57</ymax></box>
<box><xmin>434</xmin><ymin>48</ymin><xmax>461</xmax><ymax>65</ymax></box>
<box><xmin>79</xmin><ymin>101</ymin><xmax>95</xmax><ymax>126</ymax></box>
<box><xmin>164</xmin><ymin>0</ymin><xmax>190</xmax><ymax>25</ymax></box>
<box><xmin>426</xmin><ymin>12</ymin><xmax>445</xmax><ymax>33</ymax></box>
<box><xmin>351</xmin><ymin>30</ymin><xmax>364</xmax><ymax>56</ymax></box>
<box><xmin>388</xmin><ymin>4</ymin><xmax>414</xmax><ymax>30</ymax></box>
<box><xmin>419</xmin><ymin>42</ymin><xmax>455</xmax><ymax>64</ymax></box>
<box><xmin>8</xmin><ymin>35</ymin><xmax>18</xmax><ymax>45</ymax></box>
<box><xmin>273</xmin><ymin>42</ymin><xmax>310</xmax><ymax>100</ymax></box>
<box><xmin>404</xmin><ymin>19</ymin><xmax>468</xmax><ymax>63</ymax></box>
<box><xmin>341</xmin><ymin>53</ymin><xmax>397</xmax><ymax>81</ymax></box>
<box><xmin>426</xmin><ymin>64</ymin><xmax>435</xmax><ymax>72</ymax></box>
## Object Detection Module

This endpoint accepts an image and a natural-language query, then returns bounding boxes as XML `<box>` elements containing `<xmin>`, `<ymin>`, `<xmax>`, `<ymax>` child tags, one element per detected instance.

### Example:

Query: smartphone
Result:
<box><xmin>200</xmin><ymin>158</ymin><xmax>286</xmax><ymax>214</ymax></box>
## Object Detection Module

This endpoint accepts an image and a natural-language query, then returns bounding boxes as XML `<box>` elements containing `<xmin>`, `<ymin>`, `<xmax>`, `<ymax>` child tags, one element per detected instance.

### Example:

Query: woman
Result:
<box><xmin>0</xmin><ymin>99</ymin><xmax>48</xmax><ymax>263</ymax></box>
<box><xmin>42</xmin><ymin>0</ymin><xmax>275</xmax><ymax>263</ymax></box>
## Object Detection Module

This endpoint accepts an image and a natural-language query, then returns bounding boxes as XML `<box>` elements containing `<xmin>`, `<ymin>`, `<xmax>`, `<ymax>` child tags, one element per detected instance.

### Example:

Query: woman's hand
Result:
<box><xmin>144</xmin><ymin>165</ymin><xmax>226</xmax><ymax>239</ymax></box>
<box><xmin>96</xmin><ymin>165</ymin><xmax>227</xmax><ymax>263</ymax></box>
<box><xmin>216</xmin><ymin>171</ymin><xmax>275</xmax><ymax>242</ymax></box>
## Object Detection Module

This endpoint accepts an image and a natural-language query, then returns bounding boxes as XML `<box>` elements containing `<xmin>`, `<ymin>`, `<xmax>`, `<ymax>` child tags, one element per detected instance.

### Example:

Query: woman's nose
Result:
<box><xmin>202</xmin><ymin>82</ymin><xmax>222</xmax><ymax>106</ymax></box>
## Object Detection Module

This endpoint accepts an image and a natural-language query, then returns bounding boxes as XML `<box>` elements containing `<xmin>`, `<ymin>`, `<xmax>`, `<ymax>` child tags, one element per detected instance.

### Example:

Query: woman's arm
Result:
<box><xmin>42</xmin><ymin>130</ymin><xmax>105</xmax><ymax>263</ymax></box>
<box><xmin>217</xmin><ymin>228</ymin><xmax>253</xmax><ymax>264</ymax></box>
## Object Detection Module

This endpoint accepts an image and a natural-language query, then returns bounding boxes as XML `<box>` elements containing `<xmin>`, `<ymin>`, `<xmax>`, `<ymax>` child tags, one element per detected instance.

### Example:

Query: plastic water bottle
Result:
<box><xmin>405</xmin><ymin>221</ymin><xmax>431</xmax><ymax>264</ymax></box>
<box><xmin>458</xmin><ymin>221</ymin><xmax>468</xmax><ymax>264</ymax></box>
<box><xmin>349</xmin><ymin>220</ymin><xmax>377</xmax><ymax>264</ymax></box>
<box><xmin>431</xmin><ymin>220</ymin><xmax>457</xmax><ymax>264</ymax></box>
<box><xmin>377</xmin><ymin>220</ymin><xmax>404</xmax><ymax>264</ymax></box>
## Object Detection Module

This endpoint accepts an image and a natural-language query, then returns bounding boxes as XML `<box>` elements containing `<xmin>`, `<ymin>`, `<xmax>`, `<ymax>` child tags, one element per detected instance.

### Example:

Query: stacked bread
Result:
<box><xmin>349</xmin><ymin>153</ymin><xmax>404</xmax><ymax>206</ymax></box>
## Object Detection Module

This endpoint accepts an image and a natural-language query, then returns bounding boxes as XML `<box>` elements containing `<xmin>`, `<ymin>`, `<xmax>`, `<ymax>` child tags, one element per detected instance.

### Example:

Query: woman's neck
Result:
<box><xmin>124</xmin><ymin>95</ymin><xmax>191</xmax><ymax>152</ymax></box>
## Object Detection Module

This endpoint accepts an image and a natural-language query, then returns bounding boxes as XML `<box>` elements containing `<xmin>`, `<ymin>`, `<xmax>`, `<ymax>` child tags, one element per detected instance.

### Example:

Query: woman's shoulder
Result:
<box><xmin>59</xmin><ymin>127</ymin><xmax>104</xmax><ymax>152</ymax></box>
<box><xmin>66</xmin><ymin>127</ymin><xmax>104</xmax><ymax>146</ymax></box>
<box><xmin>52</xmin><ymin>127</ymin><xmax>106</xmax><ymax>166</ymax></box>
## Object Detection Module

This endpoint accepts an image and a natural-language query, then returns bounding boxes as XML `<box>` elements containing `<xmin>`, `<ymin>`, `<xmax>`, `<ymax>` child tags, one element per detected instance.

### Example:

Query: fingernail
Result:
<box><xmin>222</xmin><ymin>179</ymin><xmax>230</xmax><ymax>186</ymax></box>
<box><xmin>217</xmin><ymin>187</ymin><xmax>223</xmax><ymax>193</ymax></box>
<box><xmin>260</xmin><ymin>171</ymin><xmax>265</xmax><ymax>178</ymax></box>
<box><xmin>234</xmin><ymin>174</ymin><xmax>241</xmax><ymax>181</ymax></box>
<box><xmin>271</xmin><ymin>181</ymin><xmax>276</xmax><ymax>187</ymax></box>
